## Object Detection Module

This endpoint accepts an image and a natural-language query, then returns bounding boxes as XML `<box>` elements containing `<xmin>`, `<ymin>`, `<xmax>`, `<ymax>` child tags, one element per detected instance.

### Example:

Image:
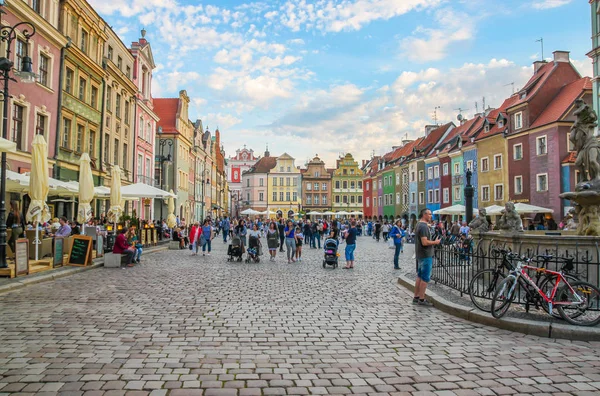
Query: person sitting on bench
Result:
<box><xmin>113</xmin><ymin>228</ymin><xmax>135</xmax><ymax>267</ymax></box>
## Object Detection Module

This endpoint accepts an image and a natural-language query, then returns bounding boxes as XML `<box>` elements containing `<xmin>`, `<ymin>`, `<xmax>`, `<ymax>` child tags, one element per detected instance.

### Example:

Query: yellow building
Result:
<box><xmin>268</xmin><ymin>153</ymin><xmax>302</xmax><ymax>218</ymax></box>
<box><xmin>475</xmin><ymin>102</ymin><xmax>512</xmax><ymax>207</ymax></box>
<box><xmin>332</xmin><ymin>153</ymin><xmax>364</xmax><ymax>213</ymax></box>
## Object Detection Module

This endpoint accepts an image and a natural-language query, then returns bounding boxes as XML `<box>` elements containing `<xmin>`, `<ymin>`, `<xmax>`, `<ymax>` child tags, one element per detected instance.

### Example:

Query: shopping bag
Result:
<box><xmin>388</xmin><ymin>238</ymin><xmax>395</xmax><ymax>249</ymax></box>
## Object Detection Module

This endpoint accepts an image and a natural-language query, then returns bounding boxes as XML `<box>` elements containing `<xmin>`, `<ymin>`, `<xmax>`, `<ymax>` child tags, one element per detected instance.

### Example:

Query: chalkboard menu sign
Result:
<box><xmin>15</xmin><ymin>238</ymin><xmax>29</xmax><ymax>276</ymax></box>
<box><xmin>96</xmin><ymin>235</ymin><xmax>104</xmax><ymax>257</ymax></box>
<box><xmin>53</xmin><ymin>237</ymin><xmax>64</xmax><ymax>267</ymax></box>
<box><xmin>67</xmin><ymin>235</ymin><xmax>93</xmax><ymax>266</ymax></box>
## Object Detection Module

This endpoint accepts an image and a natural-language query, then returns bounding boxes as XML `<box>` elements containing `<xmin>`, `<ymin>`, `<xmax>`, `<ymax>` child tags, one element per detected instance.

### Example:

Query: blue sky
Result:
<box><xmin>91</xmin><ymin>0</ymin><xmax>591</xmax><ymax>167</ymax></box>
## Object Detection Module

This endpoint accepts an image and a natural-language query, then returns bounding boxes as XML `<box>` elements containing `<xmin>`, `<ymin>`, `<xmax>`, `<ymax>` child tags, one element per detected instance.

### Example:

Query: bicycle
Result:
<box><xmin>469</xmin><ymin>249</ymin><xmax>580</xmax><ymax>315</ymax></box>
<box><xmin>491</xmin><ymin>257</ymin><xmax>600</xmax><ymax>326</ymax></box>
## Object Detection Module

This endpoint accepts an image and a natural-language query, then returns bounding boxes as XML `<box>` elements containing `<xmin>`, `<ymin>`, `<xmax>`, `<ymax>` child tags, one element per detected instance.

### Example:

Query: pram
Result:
<box><xmin>245</xmin><ymin>235</ymin><xmax>261</xmax><ymax>263</ymax></box>
<box><xmin>227</xmin><ymin>235</ymin><xmax>244</xmax><ymax>262</ymax></box>
<box><xmin>322</xmin><ymin>238</ymin><xmax>339</xmax><ymax>268</ymax></box>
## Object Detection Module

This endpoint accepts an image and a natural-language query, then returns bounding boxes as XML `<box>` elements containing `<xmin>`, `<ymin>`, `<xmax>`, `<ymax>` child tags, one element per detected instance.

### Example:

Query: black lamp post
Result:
<box><xmin>0</xmin><ymin>6</ymin><xmax>37</xmax><ymax>269</ymax></box>
<box><xmin>465</xmin><ymin>168</ymin><xmax>474</xmax><ymax>224</ymax></box>
<box><xmin>157</xmin><ymin>138</ymin><xmax>172</xmax><ymax>222</ymax></box>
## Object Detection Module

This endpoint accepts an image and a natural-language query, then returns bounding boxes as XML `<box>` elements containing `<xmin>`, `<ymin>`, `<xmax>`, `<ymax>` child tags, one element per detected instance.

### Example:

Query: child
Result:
<box><xmin>295</xmin><ymin>226</ymin><xmax>303</xmax><ymax>262</ymax></box>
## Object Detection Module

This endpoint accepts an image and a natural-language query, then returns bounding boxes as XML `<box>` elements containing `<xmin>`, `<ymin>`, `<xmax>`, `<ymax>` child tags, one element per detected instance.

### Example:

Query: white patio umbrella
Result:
<box><xmin>306</xmin><ymin>211</ymin><xmax>322</xmax><ymax>215</ymax></box>
<box><xmin>77</xmin><ymin>153</ymin><xmax>94</xmax><ymax>223</ymax></box>
<box><xmin>240</xmin><ymin>208</ymin><xmax>259</xmax><ymax>215</ymax></box>
<box><xmin>167</xmin><ymin>189</ymin><xmax>177</xmax><ymax>229</ymax></box>
<box><xmin>107</xmin><ymin>166</ymin><xmax>123</xmax><ymax>226</ymax></box>
<box><xmin>120</xmin><ymin>183</ymin><xmax>176</xmax><ymax>199</ymax></box>
<box><xmin>433</xmin><ymin>204</ymin><xmax>478</xmax><ymax>216</ymax></box>
<box><xmin>25</xmin><ymin>135</ymin><xmax>51</xmax><ymax>261</ymax></box>
<box><xmin>482</xmin><ymin>205</ymin><xmax>505</xmax><ymax>216</ymax></box>
<box><xmin>0</xmin><ymin>137</ymin><xmax>16</xmax><ymax>153</ymax></box>
<box><xmin>349</xmin><ymin>211</ymin><xmax>363</xmax><ymax>216</ymax></box>
<box><xmin>513</xmin><ymin>203</ymin><xmax>554</xmax><ymax>214</ymax></box>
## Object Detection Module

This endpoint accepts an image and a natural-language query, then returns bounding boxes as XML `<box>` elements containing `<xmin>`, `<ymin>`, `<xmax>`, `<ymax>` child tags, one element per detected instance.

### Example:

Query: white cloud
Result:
<box><xmin>571</xmin><ymin>58</ymin><xmax>593</xmax><ymax>77</ymax></box>
<box><xmin>401</xmin><ymin>8</ymin><xmax>476</xmax><ymax>62</ymax></box>
<box><xmin>203</xmin><ymin>113</ymin><xmax>243</xmax><ymax>130</ymax></box>
<box><xmin>531</xmin><ymin>0</ymin><xmax>572</xmax><ymax>10</ymax></box>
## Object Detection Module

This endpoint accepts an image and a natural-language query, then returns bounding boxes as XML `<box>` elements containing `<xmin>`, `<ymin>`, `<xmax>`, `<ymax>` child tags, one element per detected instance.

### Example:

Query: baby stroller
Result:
<box><xmin>322</xmin><ymin>238</ymin><xmax>339</xmax><ymax>268</ymax></box>
<box><xmin>227</xmin><ymin>235</ymin><xmax>244</xmax><ymax>262</ymax></box>
<box><xmin>245</xmin><ymin>235</ymin><xmax>261</xmax><ymax>263</ymax></box>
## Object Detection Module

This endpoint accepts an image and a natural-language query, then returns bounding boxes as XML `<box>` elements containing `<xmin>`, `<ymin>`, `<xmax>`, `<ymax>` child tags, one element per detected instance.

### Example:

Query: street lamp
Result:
<box><xmin>157</xmin><ymin>137</ymin><xmax>173</xmax><ymax>222</ymax></box>
<box><xmin>0</xmin><ymin>6</ymin><xmax>37</xmax><ymax>269</ymax></box>
<box><xmin>201</xmin><ymin>168</ymin><xmax>210</xmax><ymax>220</ymax></box>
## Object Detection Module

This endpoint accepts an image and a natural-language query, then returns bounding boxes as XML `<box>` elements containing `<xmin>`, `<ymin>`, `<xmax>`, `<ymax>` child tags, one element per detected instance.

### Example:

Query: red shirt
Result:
<box><xmin>113</xmin><ymin>233</ymin><xmax>130</xmax><ymax>254</ymax></box>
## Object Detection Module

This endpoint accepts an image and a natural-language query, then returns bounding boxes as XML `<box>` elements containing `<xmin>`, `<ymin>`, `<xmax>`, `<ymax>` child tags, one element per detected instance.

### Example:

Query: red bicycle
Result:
<box><xmin>491</xmin><ymin>257</ymin><xmax>600</xmax><ymax>326</ymax></box>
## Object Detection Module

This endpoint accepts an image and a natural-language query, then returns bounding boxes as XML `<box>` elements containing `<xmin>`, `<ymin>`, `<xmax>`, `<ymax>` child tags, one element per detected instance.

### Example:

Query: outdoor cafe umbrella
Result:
<box><xmin>0</xmin><ymin>137</ymin><xmax>16</xmax><ymax>153</ymax></box>
<box><xmin>77</xmin><ymin>153</ymin><xmax>94</xmax><ymax>223</ymax></box>
<box><xmin>25</xmin><ymin>134</ymin><xmax>51</xmax><ymax>261</ymax></box>
<box><xmin>167</xmin><ymin>189</ymin><xmax>177</xmax><ymax>229</ymax></box>
<box><xmin>107</xmin><ymin>166</ymin><xmax>123</xmax><ymax>225</ymax></box>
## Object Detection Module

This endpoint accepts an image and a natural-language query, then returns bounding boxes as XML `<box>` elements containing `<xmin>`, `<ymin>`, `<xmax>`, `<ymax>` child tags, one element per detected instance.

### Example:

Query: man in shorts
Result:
<box><xmin>413</xmin><ymin>208</ymin><xmax>441</xmax><ymax>306</ymax></box>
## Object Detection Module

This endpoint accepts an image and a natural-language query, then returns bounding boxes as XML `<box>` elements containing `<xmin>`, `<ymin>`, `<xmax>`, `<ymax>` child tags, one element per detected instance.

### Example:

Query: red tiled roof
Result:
<box><xmin>508</xmin><ymin>61</ymin><xmax>555</xmax><ymax>108</ymax></box>
<box><xmin>530</xmin><ymin>77</ymin><xmax>592</xmax><ymax>128</ymax></box>
<box><xmin>246</xmin><ymin>156</ymin><xmax>277</xmax><ymax>174</ymax></box>
<box><xmin>562</xmin><ymin>151</ymin><xmax>577</xmax><ymax>164</ymax></box>
<box><xmin>460</xmin><ymin>116</ymin><xmax>485</xmax><ymax>148</ymax></box>
<box><xmin>154</xmin><ymin>98</ymin><xmax>179</xmax><ymax>133</ymax></box>
<box><xmin>475</xmin><ymin>96</ymin><xmax>519</xmax><ymax>141</ymax></box>
<box><xmin>416</xmin><ymin>122</ymin><xmax>454</xmax><ymax>158</ymax></box>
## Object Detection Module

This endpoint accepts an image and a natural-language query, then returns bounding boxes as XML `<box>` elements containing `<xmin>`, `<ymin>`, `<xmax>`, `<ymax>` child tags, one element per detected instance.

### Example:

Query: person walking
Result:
<box><xmin>201</xmin><ymin>219</ymin><xmax>214</xmax><ymax>256</ymax></box>
<box><xmin>189</xmin><ymin>221</ymin><xmax>201</xmax><ymax>256</ymax></box>
<box><xmin>413</xmin><ymin>208</ymin><xmax>441</xmax><ymax>306</ymax></box>
<box><xmin>235</xmin><ymin>219</ymin><xmax>248</xmax><ymax>248</ymax></box>
<box><xmin>382</xmin><ymin>221</ymin><xmax>390</xmax><ymax>241</ymax></box>
<box><xmin>343</xmin><ymin>220</ymin><xmax>358</xmax><ymax>269</ymax></box>
<box><xmin>278</xmin><ymin>219</ymin><xmax>285</xmax><ymax>253</ymax></box>
<box><xmin>374</xmin><ymin>220</ymin><xmax>381</xmax><ymax>242</ymax></box>
<box><xmin>222</xmin><ymin>217</ymin><xmax>230</xmax><ymax>243</ymax></box>
<box><xmin>284</xmin><ymin>220</ymin><xmax>297</xmax><ymax>263</ymax></box>
<box><xmin>6</xmin><ymin>200</ymin><xmax>24</xmax><ymax>255</ymax></box>
<box><xmin>390</xmin><ymin>220</ymin><xmax>405</xmax><ymax>269</ymax></box>
<box><xmin>266</xmin><ymin>222</ymin><xmax>279</xmax><ymax>261</ymax></box>
<box><xmin>295</xmin><ymin>225</ymin><xmax>304</xmax><ymax>262</ymax></box>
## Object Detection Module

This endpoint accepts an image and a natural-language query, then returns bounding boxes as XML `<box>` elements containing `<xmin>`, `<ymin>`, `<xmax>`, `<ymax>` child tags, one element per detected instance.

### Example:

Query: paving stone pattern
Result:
<box><xmin>1</xmin><ymin>234</ymin><xmax>600</xmax><ymax>395</ymax></box>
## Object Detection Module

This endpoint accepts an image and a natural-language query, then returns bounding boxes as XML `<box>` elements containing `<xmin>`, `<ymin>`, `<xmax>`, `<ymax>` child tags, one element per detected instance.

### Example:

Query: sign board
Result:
<box><xmin>96</xmin><ymin>235</ymin><xmax>104</xmax><ymax>258</ymax></box>
<box><xmin>53</xmin><ymin>237</ymin><xmax>64</xmax><ymax>267</ymax></box>
<box><xmin>141</xmin><ymin>229</ymin><xmax>146</xmax><ymax>246</ymax></box>
<box><xmin>15</xmin><ymin>238</ymin><xmax>29</xmax><ymax>276</ymax></box>
<box><xmin>153</xmin><ymin>229</ymin><xmax>157</xmax><ymax>246</ymax></box>
<box><xmin>67</xmin><ymin>235</ymin><xmax>93</xmax><ymax>266</ymax></box>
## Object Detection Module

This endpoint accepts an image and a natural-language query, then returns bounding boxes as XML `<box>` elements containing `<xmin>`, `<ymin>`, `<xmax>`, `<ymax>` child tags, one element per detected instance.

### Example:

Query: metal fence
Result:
<box><xmin>431</xmin><ymin>237</ymin><xmax>600</xmax><ymax>306</ymax></box>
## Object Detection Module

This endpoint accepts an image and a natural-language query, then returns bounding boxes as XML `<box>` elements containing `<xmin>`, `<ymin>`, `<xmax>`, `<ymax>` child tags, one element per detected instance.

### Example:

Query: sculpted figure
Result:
<box><xmin>496</xmin><ymin>202</ymin><xmax>522</xmax><ymax>232</ymax></box>
<box><xmin>570</xmin><ymin>99</ymin><xmax>600</xmax><ymax>183</ymax></box>
<box><xmin>468</xmin><ymin>208</ymin><xmax>489</xmax><ymax>232</ymax></box>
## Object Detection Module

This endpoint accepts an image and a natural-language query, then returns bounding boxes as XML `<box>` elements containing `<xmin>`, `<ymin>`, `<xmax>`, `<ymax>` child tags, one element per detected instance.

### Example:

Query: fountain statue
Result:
<box><xmin>560</xmin><ymin>99</ymin><xmax>600</xmax><ymax>235</ymax></box>
<box><xmin>468</xmin><ymin>208</ymin><xmax>489</xmax><ymax>232</ymax></box>
<box><xmin>496</xmin><ymin>202</ymin><xmax>523</xmax><ymax>232</ymax></box>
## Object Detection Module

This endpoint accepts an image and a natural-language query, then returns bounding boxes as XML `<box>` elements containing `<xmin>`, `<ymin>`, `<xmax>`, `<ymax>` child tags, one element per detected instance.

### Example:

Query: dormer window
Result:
<box><xmin>514</xmin><ymin>112</ymin><xmax>523</xmax><ymax>130</ymax></box>
<box><xmin>498</xmin><ymin>119</ymin><xmax>504</xmax><ymax>128</ymax></box>
<box><xmin>520</xmin><ymin>92</ymin><xmax>526</xmax><ymax>100</ymax></box>
<box><xmin>484</xmin><ymin>125</ymin><xmax>490</xmax><ymax>133</ymax></box>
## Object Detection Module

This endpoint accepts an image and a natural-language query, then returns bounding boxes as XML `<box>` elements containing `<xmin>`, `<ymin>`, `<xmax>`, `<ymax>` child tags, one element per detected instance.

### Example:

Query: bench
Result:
<box><xmin>169</xmin><ymin>241</ymin><xmax>181</xmax><ymax>250</ymax></box>
<box><xmin>104</xmin><ymin>252</ymin><xmax>122</xmax><ymax>268</ymax></box>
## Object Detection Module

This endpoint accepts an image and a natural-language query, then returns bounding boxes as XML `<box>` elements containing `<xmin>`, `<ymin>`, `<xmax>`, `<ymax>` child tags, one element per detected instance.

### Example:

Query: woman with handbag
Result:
<box><xmin>266</xmin><ymin>221</ymin><xmax>279</xmax><ymax>261</ymax></box>
<box><xmin>201</xmin><ymin>219</ymin><xmax>214</xmax><ymax>256</ymax></box>
<box><xmin>189</xmin><ymin>221</ymin><xmax>201</xmax><ymax>256</ymax></box>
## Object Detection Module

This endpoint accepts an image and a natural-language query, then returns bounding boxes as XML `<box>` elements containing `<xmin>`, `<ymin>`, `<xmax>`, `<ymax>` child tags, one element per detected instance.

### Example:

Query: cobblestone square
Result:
<box><xmin>1</xmin><ymin>236</ymin><xmax>599</xmax><ymax>395</ymax></box>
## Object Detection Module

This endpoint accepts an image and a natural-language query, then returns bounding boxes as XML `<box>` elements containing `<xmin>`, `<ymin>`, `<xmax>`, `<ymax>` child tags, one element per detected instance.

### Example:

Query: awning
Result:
<box><xmin>433</xmin><ymin>204</ymin><xmax>478</xmax><ymax>215</ymax></box>
<box><xmin>120</xmin><ymin>183</ymin><xmax>177</xmax><ymax>199</ymax></box>
<box><xmin>482</xmin><ymin>205</ymin><xmax>505</xmax><ymax>216</ymax></box>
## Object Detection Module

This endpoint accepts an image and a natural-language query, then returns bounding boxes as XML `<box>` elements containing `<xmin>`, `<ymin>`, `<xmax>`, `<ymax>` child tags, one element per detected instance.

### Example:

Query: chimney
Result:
<box><xmin>392</xmin><ymin>146</ymin><xmax>401</xmax><ymax>150</ymax></box>
<box><xmin>401</xmin><ymin>139</ymin><xmax>413</xmax><ymax>146</ymax></box>
<box><xmin>553</xmin><ymin>50</ymin><xmax>570</xmax><ymax>63</ymax></box>
<box><xmin>533</xmin><ymin>60</ymin><xmax>547</xmax><ymax>74</ymax></box>
<box><xmin>424</xmin><ymin>125</ymin><xmax>437</xmax><ymax>136</ymax></box>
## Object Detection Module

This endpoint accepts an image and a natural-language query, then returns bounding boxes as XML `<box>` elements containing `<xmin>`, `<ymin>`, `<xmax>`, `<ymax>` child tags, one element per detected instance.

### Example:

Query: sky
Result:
<box><xmin>90</xmin><ymin>0</ymin><xmax>592</xmax><ymax>168</ymax></box>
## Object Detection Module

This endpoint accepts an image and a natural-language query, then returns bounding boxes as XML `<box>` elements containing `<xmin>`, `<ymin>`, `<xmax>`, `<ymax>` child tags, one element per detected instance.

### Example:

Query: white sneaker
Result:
<box><xmin>207</xmin><ymin>253</ymin><xmax>211</xmax><ymax>256</ymax></box>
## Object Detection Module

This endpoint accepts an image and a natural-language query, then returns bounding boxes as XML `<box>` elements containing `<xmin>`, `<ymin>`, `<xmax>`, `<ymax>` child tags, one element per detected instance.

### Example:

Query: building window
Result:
<box><xmin>411</xmin><ymin>172</ymin><xmax>415</xmax><ymax>182</ymax></box>
<box><xmin>428</xmin><ymin>190</ymin><xmax>433</xmax><ymax>203</ymax></box>
<box><xmin>443</xmin><ymin>188</ymin><xmax>449</xmax><ymax>203</ymax></box>
<box><xmin>126</xmin><ymin>65</ymin><xmax>131</xmax><ymax>78</ymax></box>
<box><xmin>117</xmin><ymin>56</ymin><xmax>122</xmax><ymax>70</ymax></box>
<box><xmin>285</xmin><ymin>192</ymin><xmax>290</xmax><ymax>201</ymax></box>
<box><xmin>322</xmin><ymin>183</ymin><xmax>327</xmax><ymax>190</ymax></box>
<box><xmin>124</xmin><ymin>101</ymin><xmax>130</xmax><ymax>125</ymax></box>
<box><xmin>350</xmin><ymin>181</ymin><xmax>356</xmax><ymax>189</ymax></box>
<box><xmin>434</xmin><ymin>165</ymin><xmax>439</xmax><ymax>178</ymax></box>
<box><xmin>366</xmin><ymin>181</ymin><xmax>370</xmax><ymax>190</ymax></box>
<box><xmin>454</xmin><ymin>186</ymin><xmax>460</xmax><ymax>201</ymax></box>
<box><xmin>78</xmin><ymin>77</ymin><xmax>86</xmax><ymax>101</ymax></box>
<box><xmin>279</xmin><ymin>166</ymin><xmax>283</xmax><ymax>172</ymax></box>
<box><xmin>514</xmin><ymin>112</ymin><xmax>523</xmax><ymax>130</ymax></box>
<box><xmin>494</xmin><ymin>184</ymin><xmax>504</xmax><ymax>201</ymax></box>
<box><xmin>104</xmin><ymin>133</ymin><xmax>109</xmax><ymax>162</ymax></box>
<box><xmin>481</xmin><ymin>157</ymin><xmax>489</xmax><ymax>172</ymax></box>
<box><xmin>494</xmin><ymin>154</ymin><xmax>502</xmax><ymax>170</ymax></box>
<box><xmin>537</xmin><ymin>173</ymin><xmax>548</xmax><ymax>192</ymax></box>
<box><xmin>315</xmin><ymin>195</ymin><xmax>320</xmax><ymax>205</ymax></box>
<box><xmin>91</xmin><ymin>86</ymin><xmax>98</xmax><ymax>109</ymax></box>
<box><xmin>306</xmin><ymin>182</ymin><xmax>311</xmax><ymax>190</ymax></box>
<box><xmin>306</xmin><ymin>195</ymin><xmax>312</xmax><ymax>205</ymax></box>
<box><xmin>88</xmin><ymin>129</ymin><xmax>96</xmax><ymax>157</ymax></box>
<box><xmin>335</xmin><ymin>180</ymin><xmax>340</xmax><ymax>189</ymax></box>
<box><xmin>11</xmin><ymin>104</ymin><xmax>24</xmax><ymax>150</ymax></box>
<box><xmin>287</xmin><ymin>166</ymin><xmax>291</xmax><ymax>172</ymax></box>
<box><xmin>314</xmin><ymin>182</ymin><xmax>319</xmax><ymax>190</ymax></box>
<box><xmin>428</xmin><ymin>168</ymin><xmax>433</xmax><ymax>180</ymax></box>
<box><xmin>411</xmin><ymin>192</ymin><xmax>416</xmax><ymax>204</ymax></box>
<box><xmin>116</xmin><ymin>94</ymin><xmax>121</xmax><ymax>118</ymax></box>
<box><xmin>35</xmin><ymin>113</ymin><xmax>47</xmax><ymax>139</ymax></box>
<box><xmin>286</xmin><ymin>177</ymin><xmax>290</xmax><ymax>186</ymax></box>
<box><xmin>350</xmin><ymin>195</ymin><xmax>355</xmax><ymax>204</ymax></box>
<box><xmin>273</xmin><ymin>192</ymin><xmax>277</xmax><ymax>201</ymax></box>
<box><xmin>343</xmin><ymin>180</ymin><xmax>348</xmax><ymax>189</ymax></box>
<box><xmin>396</xmin><ymin>193</ymin><xmax>400</xmax><ymax>204</ymax></box>
<box><xmin>403</xmin><ymin>193</ymin><xmax>407</xmax><ymax>204</ymax></box>
<box><xmin>279</xmin><ymin>177</ymin><xmax>283</xmax><ymax>186</ymax></box>
<box><xmin>481</xmin><ymin>186</ymin><xmax>490</xmax><ymax>202</ymax></box>
<box><xmin>515</xmin><ymin>176</ymin><xmax>523</xmax><ymax>195</ymax></box>
<box><xmin>396</xmin><ymin>173</ymin><xmax>400</xmax><ymax>184</ymax></box>
<box><xmin>259</xmin><ymin>178</ymin><xmax>264</xmax><ymax>187</ymax></box>
<box><xmin>106</xmin><ymin>86</ymin><xmax>112</xmax><ymax>111</ymax></box>
<box><xmin>484</xmin><ymin>124</ymin><xmax>490</xmax><ymax>133</ymax></box>
<box><xmin>567</xmin><ymin>132</ymin><xmax>575</xmax><ymax>152</ymax></box>
<box><xmin>273</xmin><ymin>178</ymin><xmax>277</xmax><ymax>186</ymax></box>
<box><xmin>107</xmin><ymin>46</ymin><xmax>113</xmax><ymax>60</ymax></box>
<box><xmin>419</xmin><ymin>192</ymin><xmax>424</xmax><ymax>204</ymax></box>
<box><xmin>335</xmin><ymin>195</ymin><xmax>340</xmax><ymax>203</ymax></box>
<box><xmin>513</xmin><ymin>143</ymin><xmax>523</xmax><ymax>160</ymax></box>
<box><xmin>576</xmin><ymin>170</ymin><xmax>582</xmax><ymax>184</ymax></box>
<box><xmin>113</xmin><ymin>139</ymin><xmax>119</xmax><ymax>165</ymax></box>
<box><xmin>378</xmin><ymin>196</ymin><xmax>381</xmax><ymax>206</ymax></box>
<box><xmin>32</xmin><ymin>0</ymin><xmax>41</xmax><ymax>14</ymax></box>
<box><xmin>15</xmin><ymin>39</ymin><xmax>27</xmax><ymax>72</ymax></box>
<box><xmin>65</xmin><ymin>68</ymin><xmax>74</xmax><ymax>94</ymax></box>
<box><xmin>246</xmin><ymin>179</ymin><xmax>250</xmax><ymax>187</ymax></box>
<box><xmin>366</xmin><ymin>197</ymin><xmax>370</xmax><ymax>207</ymax></box>
<box><xmin>259</xmin><ymin>192</ymin><xmax>264</xmax><ymax>201</ymax></box>
<box><xmin>419</xmin><ymin>170</ymin><xmax>424</xmax><ymax>181</ymax></box>
<box><xmin>343</xmin><ymin>195</ymin><xmax>349</xmax><ymax>204</ymax></box>
<box><xmin>403</xmin><ymin>173</ymin><xmax>408</xmax><ymax>184</ymax></box>
<box><xmin>80</xmin><ymin>29</ymin><xmax>88</xmax><ymax>53</ymax></box>
<box><xmin>434</xmin><ymin>189</ymin><xmax>440</xmax><ymax>203</ymax></box>
<box><xmin>498</xmin><ymin>119</ymin><xmax>504</xmax><ymax>128</ymax></box>
<box><xmin>454</xmin><ymin>163</ymin><xmax>460</xmax><ymax>175</ymax></box>
<box><xmin>358</xmin><ymin>181</ymin><xmax>362</xmax><ymax>189</ymax></box>
<box><xmin>536</xmin><ymin>135</ymin><xmax>547</xmax><ymax>155</ymax></box>
<box><xmin>323</xmin><ymin>195</ymin><xmax>327</xmax><ymax>204</ymax></box>
<box><xmin>280</xmin><ymin>192</ymin><xmax>284</xmax><ymax>201</ymax></box>
<box><xmin>466</xmin><ymin>160</ymin><xmax>473</xmax><ymax>172</ymax></box>
<box><xmin>137</xmin><ymin>154</ymin><xmax>143</xmax><ymax>177</ymax></box>
<box><xmin>38</xmin><ymin>54</ymin><xmax>49</xmax><ymax>87</ymax></box>
<box><xmin>76</xmin><ymin>124</ymin><xmax>84</xmax><ymax>153</ymax></box>
<box><xmin>443</xmin><ymin>163</ymin><xmax>449</xmax><ymax>176</ymax></box>
<box><xmin>62</xmin><ymin>118</ymin><xmax>71</xmax><ymax>149</ymax></box>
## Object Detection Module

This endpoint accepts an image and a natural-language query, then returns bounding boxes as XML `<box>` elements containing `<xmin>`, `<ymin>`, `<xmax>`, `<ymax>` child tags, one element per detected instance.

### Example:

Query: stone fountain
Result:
<box><xmin>559</xmin><ymin>99</ymin><xmax>600</xmax><ymax>236</ymax></box>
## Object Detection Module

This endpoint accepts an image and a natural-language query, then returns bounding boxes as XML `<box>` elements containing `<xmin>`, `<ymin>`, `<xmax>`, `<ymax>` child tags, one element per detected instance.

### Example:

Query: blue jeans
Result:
<box><xmin>312</xmin><ymin>232</ymin><xmax>321</xmax><ymax>248</ymax></box>
<box><xmin>345</xmin><ymin>243</ymin><xmax>356</xmax><ymax>261</ymax></box>
<box><xmin>134</xmin><ymin>247</ymin><xmax>142</xmax><ymax>261</ymax></box>
<box><xmin>223</xmin><ymin>229</ymin><xmax>228</xmax><ymax>243</ymax></box>
<box><xmin>305</xmin><ymin>232</ymin><xmax>311</xmax><ymax>244</ymax></box>
<box><xmin>202</xmin><ymin>239</ymin><xmax>212</xmax><ymax>252</ymax></box>
<box><xmin>417</xmin><ymin>257</ymin><xmax>433</xmax><ymax>283</ymax></box>
<box><xmin>285</xmin><ymin>238</ymin><xmax>296</xmax><ymax>260</ymax></box>
<box><xmin>393</xmin><ymin>242</ymin><xmax>402</xmax><ymax>268</ymax></box>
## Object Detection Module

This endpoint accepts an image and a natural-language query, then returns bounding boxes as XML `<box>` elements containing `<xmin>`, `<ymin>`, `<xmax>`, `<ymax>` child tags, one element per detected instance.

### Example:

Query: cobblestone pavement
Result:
<box><xmin>1</xmin><ymin>234</ymin><xmax>600</xmax><ymax>396</ymax></box>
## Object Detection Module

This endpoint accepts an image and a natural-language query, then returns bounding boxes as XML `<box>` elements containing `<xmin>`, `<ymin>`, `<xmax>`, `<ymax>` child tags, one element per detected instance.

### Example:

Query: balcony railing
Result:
<box><xmin>136</xmin><ymin>174</ymin><xmax>154</xmax><ymax>185</ymax></box>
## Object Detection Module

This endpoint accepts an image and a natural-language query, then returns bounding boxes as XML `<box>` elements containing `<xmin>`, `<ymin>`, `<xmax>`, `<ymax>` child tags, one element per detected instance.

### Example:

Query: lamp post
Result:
<box><xmin>157</xmin><ymin>138</ymin><xmax>173</xmax><ymax>222</ymax></box>
<box><xmin>201</xmin><ymin>168</ymin><xmax>210</xmax><ymax>220</ymax></box>
<box><xmin>0</xmin><ymin>6</ymin><xmax>37</xmax><ymax>269</ymax></box>
<box><xmin>465</xmin><ymin>168</ymin><xmax>474</xmax><ymax>224</ymax></box>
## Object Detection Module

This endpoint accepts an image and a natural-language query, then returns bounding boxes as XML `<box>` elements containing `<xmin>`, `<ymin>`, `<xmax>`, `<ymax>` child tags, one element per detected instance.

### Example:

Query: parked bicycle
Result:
<box><xmin>491</xmin><ymin>256</ymin><xmax>600</xmax><ymax>326</ymax></box>
<box><xmin>469</xmin><ymin>249</ymin><xmax>581</xmax><ymax>316</ymax></box>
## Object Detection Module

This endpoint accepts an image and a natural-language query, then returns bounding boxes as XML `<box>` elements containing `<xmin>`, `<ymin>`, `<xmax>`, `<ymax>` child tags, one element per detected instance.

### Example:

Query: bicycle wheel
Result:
<box><xmin>538</xmin><ymin>273</ymin><xmax>580</xmax><ymax>319</ymax></box>
<box><xmin>469</xmin><ymin>269</ymin><xmax>506</xmax><ymax>312</ymax></box>
<box><xmin>556</xmin><ymin>281</ymin><xmax>600</xmax><ymax>326</ymax></box>
<box><xmin>491</xmin><ymin>277</ymin><xmax>517</xmax><ymax>319</ymax></box>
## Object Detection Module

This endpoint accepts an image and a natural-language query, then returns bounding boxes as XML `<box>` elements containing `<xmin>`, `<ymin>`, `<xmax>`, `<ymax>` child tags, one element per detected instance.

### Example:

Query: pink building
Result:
<box><xmin>227</xmin><ymin>145</ymin><xmax>259</xmax><ymax>217</ymax></box>
<box><xmin>129</xmin><ymin>30</ymin><xmax>159</xmax><ymax>220</ymax></box>
<box><xmin>4</xmin><ymin>0</ymin><xmax>67</xmax><ymax>177</ymax></box>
